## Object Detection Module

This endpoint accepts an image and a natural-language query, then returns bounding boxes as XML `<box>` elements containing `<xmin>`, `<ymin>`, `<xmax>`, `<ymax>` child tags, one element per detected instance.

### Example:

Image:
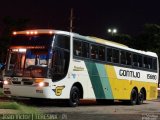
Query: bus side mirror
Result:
<box><xmin>0</xmin><ymin>63</ymin><xmax>5</xmax><ymax>70</ymax></box>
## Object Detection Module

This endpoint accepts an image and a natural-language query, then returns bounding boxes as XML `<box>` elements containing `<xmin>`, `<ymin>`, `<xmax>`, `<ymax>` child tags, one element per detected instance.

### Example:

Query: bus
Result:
<box><xmin>3</xmin><ymin>29</ymin><xmax>159</xmax><ymax>107</ymax></box>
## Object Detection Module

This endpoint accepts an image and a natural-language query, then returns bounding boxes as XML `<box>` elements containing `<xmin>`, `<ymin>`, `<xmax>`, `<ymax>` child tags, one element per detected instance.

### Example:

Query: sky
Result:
<box><xmin>0</xmin><ymin>0</ymin><xmax>160</xmax><ymax>38</ymax></box>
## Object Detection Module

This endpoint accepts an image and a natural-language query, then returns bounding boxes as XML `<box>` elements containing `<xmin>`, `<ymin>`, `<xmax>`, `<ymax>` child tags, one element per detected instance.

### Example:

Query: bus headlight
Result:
<box><xmin>38</xmin><ymin>82</ymin><xmax>49</xmax><ymax>87</ymax></box>
<box><xmin>3</xmin><ymin>80</ymin><xmax>12</xmax><ymax>85</ymax></box>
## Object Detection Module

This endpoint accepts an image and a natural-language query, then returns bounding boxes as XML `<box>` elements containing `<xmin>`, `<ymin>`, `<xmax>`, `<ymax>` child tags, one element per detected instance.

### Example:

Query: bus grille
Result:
<box><xmin>23</xmin><ymin>81</ymin><xmax>33</xmax><ymax>85</ymax></box>
<box><xmin>22</xmin><ymin>79</ymin><xmax>33</xmax><ymax>85</ymax></box>
<box><xmin>12</xmin><ymin>81</ymin><xmax>21</xmax><ymax>85</ymax></box>
<box><xmin>12</xmin><ymin>79</ymin><xmax>34</xmax><ymax>85</ymax></box>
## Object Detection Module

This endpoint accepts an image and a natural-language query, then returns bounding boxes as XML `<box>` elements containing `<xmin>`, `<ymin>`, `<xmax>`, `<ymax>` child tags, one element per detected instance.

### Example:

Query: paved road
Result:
<box><xmin>35</xmin><ymin>99</ymin><xmax>160</xmax><ymax>120</ymax></box>
<box><xmin>0</xmin><ymin>96</ymin><xmax>159</xmax><ymax>120</ymax></box>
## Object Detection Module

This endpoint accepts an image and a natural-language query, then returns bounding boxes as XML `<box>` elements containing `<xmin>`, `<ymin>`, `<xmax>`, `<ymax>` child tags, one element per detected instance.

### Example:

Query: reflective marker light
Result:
<box><xmin>13</xmin><ymin>32</ymin><xmax>17</xmax><ymax>35</ymax></box>
<box><xmin>13</xmin><ymin>30</ymin><xmax>54</xmax><ymax>35</ymax></box>
<box><xmin>26</xmin><ymin>31</ymin><xmax>30</xmax><ymax>35</ymax></box>
<box><xmin>34</xmin><ymin>31</ymin><xmax>38</xmax><ymax>34</ymax></box>
<box><xmin>49</xmin><ymin>31</ymin><xmax>53</xmax><ymax>34</ymax></box>
<box><xmin>26</xmin><ymin>31</ymin><xmax>38</xmax><ymax>35</ymax></box>
<box><xmin>30</xmin><ymin>31</ymin><xmax>33</xmax><ymax>34</ymax></box>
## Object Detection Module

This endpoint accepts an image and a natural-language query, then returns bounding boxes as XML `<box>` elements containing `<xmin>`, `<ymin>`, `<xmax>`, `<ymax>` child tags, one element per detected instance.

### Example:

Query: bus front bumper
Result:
<box><xmin>3</xmin><ymin>85</ymin><xmax>65</xmax><ymax>99</ymax></box>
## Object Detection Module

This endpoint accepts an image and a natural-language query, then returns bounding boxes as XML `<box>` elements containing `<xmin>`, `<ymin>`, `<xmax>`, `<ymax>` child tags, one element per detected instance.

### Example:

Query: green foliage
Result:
<box><xmin>134</xmin><ymin>24</ymin><xmax>160</xmax><ymax>55</ymax></box>
<box><xmin>0</xmin><ymin>88</ymin><xmax>3</xmax><ymax>96</ymax></box>
<box><xmin>109</xmin><ymin>33</ymin><xmax>133</xmax><ymax>46</ymax></box>
<box><xmin>0</xmin><ymin>101</ymin><xmax>40</xmax><ymax>114</ymax></box>
<box><xmin>109</xmin><ymin>24</ymin><xmax>160</xmax><ymax>56</ymax></box>
<box><xmin>0</xmin><ymin>102</ymin><xmax>20</xmax><ymax>109</ymax></box>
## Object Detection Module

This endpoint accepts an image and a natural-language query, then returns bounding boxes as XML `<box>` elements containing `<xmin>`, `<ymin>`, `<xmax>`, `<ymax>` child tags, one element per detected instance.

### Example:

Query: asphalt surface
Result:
<box><xmin>35</xmin><ymin>99</ymin><xmax>160</xmax><ymax>120</ymax></box>
<box><xmin>0</xmin><ymin>94</ymin><xmax>159</xmax><ymax>120</ymax></box>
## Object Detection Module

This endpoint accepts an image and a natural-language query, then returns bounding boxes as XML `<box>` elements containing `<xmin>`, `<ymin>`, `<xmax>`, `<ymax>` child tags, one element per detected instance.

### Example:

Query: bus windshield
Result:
<box><xmin>5</xmin><ymin>34</ymin><xmax>70</xmax><ymax>80</ymax></box>
<box><xmin>5</xmin><ymin>48</ymin><xmax>51</xmax><ymax>78</ymax></box>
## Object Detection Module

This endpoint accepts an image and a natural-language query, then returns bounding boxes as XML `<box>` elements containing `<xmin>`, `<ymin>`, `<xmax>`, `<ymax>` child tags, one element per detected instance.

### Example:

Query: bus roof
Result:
<box><xmin>12</xmin><ymin>29</ymin><xmax>71</xmax><ymax>35</ymax></box>
<box><xmin>87</xmin><ymin>36</ymin><xmax>128</xmax><ymax>48</ymax></box>
<box><xmin>12</xmin><ymin>29</ymin><xmax>158</xmax><ymax>58</ymax></box>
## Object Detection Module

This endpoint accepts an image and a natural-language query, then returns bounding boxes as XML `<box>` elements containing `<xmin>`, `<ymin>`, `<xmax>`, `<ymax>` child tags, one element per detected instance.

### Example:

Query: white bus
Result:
<box><xmin>3</xmin><ymin>29</ymin><xmax>159</xmax><ymax>106</ymax></box>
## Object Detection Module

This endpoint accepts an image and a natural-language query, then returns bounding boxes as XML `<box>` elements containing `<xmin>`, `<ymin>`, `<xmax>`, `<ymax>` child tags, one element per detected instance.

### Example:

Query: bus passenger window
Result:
<box><xmin>153</xmin><ymin>58</ymin><xmax>157</xmax><ymax>70</ymax></box>
<box><xmin>73</xmin><ymin>40</ymin><xmax>81</xmax><ymax>56</ymax></box>
<box><xmin>133</xmin><ymin>54</ymin><xmax>137</xmax><ymax>66</ymax></box>
<box><xmin>82</xmin><ymin>42</ymin><xmax>89</xmax><ymax>58</ymax></box>
<box><xmin>112</xmin><ymin>49</ymin><xmax>119</xmax><ymax>64</ymax></box>
<box><xmin>148</xmin><ymin>57</ymin><xmax>152</xmax><ymax>69</ymax></box>
<box><xmin>143</xmin><ymin>56</ymin><xmax>148</xmax><ymax>68</ymax></box>
<box><xmin>107</xmin><ymin>48</ymin><xmax>112</xmax><ymax>62</ymax></box>
<box><xmin>138</xmin><ymin>55</ymin><xmax>142</xmax><ymax>67</ymax></box>
<box><xmin>91</xmin><ymin>44</ymin><xmax>98</xmax><ymax>59</ymax></box>
<box><xmin>126</xmin><ymin>52</ymin><xmax>131</xmax><ymax>65</ymax></box>
<box><xmin>99</xmin><ymin>46</ymin><xmax>105</xmax><ymax>61</ymax></box>
<box><xmin>120</xmin><ymin>51</ymin><xmax>126</xmax><ymax>65</ymax></box>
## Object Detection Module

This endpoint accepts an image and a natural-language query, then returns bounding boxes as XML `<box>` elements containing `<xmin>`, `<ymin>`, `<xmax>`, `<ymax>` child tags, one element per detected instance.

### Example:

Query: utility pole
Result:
<box><xmin>70</xmin><ymin>8</ymin><xmax>74</xmax><ymax>32</ymax></box>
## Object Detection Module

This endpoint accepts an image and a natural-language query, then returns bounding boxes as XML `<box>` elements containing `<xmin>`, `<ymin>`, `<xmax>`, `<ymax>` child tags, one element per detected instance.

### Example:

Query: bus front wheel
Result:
<box><xmin>68</xmin><ymin>86</ymin><xmax>80</xmax><ymax>107</ymax></box>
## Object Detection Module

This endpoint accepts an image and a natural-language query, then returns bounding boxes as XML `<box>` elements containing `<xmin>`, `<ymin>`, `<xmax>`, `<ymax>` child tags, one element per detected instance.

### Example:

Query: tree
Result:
<box><xmin>108</xmin><ymin>33</ymin><xmax>133</xmax><ymax>47</ymax></box>
<box><xmin>134</xmin><ymin>24</ymin><xmax>160</xmax><ymax>55</ymax></box>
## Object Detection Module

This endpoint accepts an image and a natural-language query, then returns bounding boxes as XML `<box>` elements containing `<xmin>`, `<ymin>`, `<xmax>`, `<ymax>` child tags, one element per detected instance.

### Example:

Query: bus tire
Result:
<box><xmin>137</xmin><ymin>90</ymin><xmax>144</xmax><ymax>105</ymax></box>
<box><xmin>130</xmin><ymin>89</ymin><xmax>138</xmax><ymax>105</ymax></box>
<box><xmin>68</xmin><ymin>86</ymin><xmax>80</xmax><ymax>107</ymax></box>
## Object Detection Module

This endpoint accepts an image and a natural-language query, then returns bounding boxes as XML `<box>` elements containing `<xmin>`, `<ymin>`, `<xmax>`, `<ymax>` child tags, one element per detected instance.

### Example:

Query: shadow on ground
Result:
<box><xmin>6</xmin><ymin>97</ymin><xmax>149</xmax><ymax>107</ymax></box>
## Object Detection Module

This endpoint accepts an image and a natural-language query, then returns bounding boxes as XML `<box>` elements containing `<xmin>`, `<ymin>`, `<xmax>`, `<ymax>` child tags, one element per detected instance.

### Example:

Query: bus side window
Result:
<box><xmin>153</xmin><ymin>58</ymin><xmax>157</xmax><ymax>70</ymax></box>
<box><xmin>107</xmin><ymin>48</ymin><xmax>112</xmax><ymax>62</ymax></box>
<box><xmin>51</xmin><ymin>49</ymin><xmax>70</xmax><ymax>81</ymax></box>
<box><xmin>120</xmin><ymin>51</ymin><xmax>126</xmax><ymax>65</ymax></box>
<box><xmin>112</xmin><ymin>49</ymin><xmax>119</xmax><ymax>64</ymax></box>
<box><xmin>138</xmin><ymin>55</ymin><xmax>142</xmax><ymax>67</ymax></box>
<box><xmin>143</xmin><ymin>56</ymin><xmax>148</xmax><ymax>68</ymax></box>
<box><xmin>148</xmin><ymin>57</ymin><xmax>152</xmax><ymax>69</ymax></box>
<box><xmin>82</xmin><ymin>42</ymin><xmax>89</xmax><ymax>58</ymax></box>
<box><xmin>73</xmin><ymin>40</ymin><xmax>81</xmax><ymax>56</ymax></box>
<box><xmin>91</xmin><ymin>44</ymin><xmax>98</xmax><ymax>59</ymax></box>
<box><xmin>133</xmin><ymin>54</ymin><xmax>137</xmax><ymax>67</ymax></box>
<box><xmin>99</xmin><ymin>46</ymin><xmax>105</xmax><ymax>61</ymax></box>
<box><xmin>126</xmin><ymin>52</ymin><xmax>131</xmax><ymax>65</ymax></box>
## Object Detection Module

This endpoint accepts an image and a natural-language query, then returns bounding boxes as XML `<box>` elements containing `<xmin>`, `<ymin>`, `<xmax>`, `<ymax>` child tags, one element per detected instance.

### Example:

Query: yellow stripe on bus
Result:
<box><xmin>105</xmin><ymin>65</ymin><xmax>158</xmax><ymax>100</ymax></box>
